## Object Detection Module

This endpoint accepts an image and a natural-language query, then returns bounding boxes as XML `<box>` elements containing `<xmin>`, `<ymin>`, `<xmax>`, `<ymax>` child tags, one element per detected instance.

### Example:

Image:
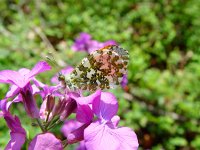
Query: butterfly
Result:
<box><xmin>46</xmin><ymin>45</ymin><xmax>129</xmax><ymax>91</ymax></box>
<box><xmin>64</xmin><ymin>45</ymin><xmax>129</xmax><ymax>91</ymax></box>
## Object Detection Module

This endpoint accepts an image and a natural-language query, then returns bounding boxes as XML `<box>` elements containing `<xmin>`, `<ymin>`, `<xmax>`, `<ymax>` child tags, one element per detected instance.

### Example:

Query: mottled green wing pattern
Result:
<box><xmin>69</xmin><ymin>45</ymin><xmax>129</xmax><ymax>91</ymax></box>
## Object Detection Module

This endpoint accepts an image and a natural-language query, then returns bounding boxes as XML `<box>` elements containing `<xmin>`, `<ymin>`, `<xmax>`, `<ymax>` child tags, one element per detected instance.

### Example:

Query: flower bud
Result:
<box><xmin>46</xmin><ymin>95</ymin><xmax>55</xmax><ymax>112</ymax></box>
<box><xmin>60</xmin><ymin>99</ymin><xmax>77</xmax><ymax>121</ymax></box>
<box><xmin>52</xmin><ymin>98</ymin><xmax>67</xmax><ymax>116</ymax></box>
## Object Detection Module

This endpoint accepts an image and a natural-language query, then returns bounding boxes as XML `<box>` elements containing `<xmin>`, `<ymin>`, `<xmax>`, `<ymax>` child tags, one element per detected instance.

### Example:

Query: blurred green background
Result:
<box><xmin>1</xmin><ymin>0</ymin><xmax>200</xmax><ymax>149</ymax></box>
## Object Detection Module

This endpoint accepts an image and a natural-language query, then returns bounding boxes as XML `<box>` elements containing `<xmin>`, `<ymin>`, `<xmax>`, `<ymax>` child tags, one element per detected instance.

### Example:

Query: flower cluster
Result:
<box><xmin>0</xmin><ymin>35</ymin><xmax>138</xmax><ymax>150</ymax></box>
<box><xmin>71</xmin><ymin>32</ymin><xmax>117</xmax><ymax>53</ymax></box>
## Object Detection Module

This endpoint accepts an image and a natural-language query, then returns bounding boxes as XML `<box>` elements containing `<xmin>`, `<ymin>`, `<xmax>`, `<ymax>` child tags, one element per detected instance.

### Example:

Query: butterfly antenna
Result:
<box><xmin>45</xmin><ymin>53</ymin><xmax>62</xmax><ymax>78</ymax></box>
<box><xmin>45</xmin><ymin>52</ymin><xmax>59</xmax><ymax>69</ymax></box>
<box><xmin>46</xmin><ymin>52</ymin><xmax>67</xmax><ymax>88</ymax></box>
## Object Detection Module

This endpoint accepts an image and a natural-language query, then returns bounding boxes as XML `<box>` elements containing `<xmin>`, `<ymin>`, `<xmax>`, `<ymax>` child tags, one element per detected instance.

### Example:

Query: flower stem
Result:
<box><xmin>36</xmin><ymin>119</ymin><xmax>45</xmax><ymax>132</ymax></box>
<box><xmin>62</xmin><ymin>139</ymin><xmax>68</xmax><ymax>148</ymax></box>
<box><xmin>44</xmin><ymin>115</ymin><xmax>55</xmax><ymax>131</ymax></box>
<box><xmin>47</xmin><ymin>119</ymin><xmax>61</xmax><ymax>130</ymax></box>
<box><xmin>45</xmin><ymin>111</ymin><xmax>51</xmax><ymax>122</ymax></box>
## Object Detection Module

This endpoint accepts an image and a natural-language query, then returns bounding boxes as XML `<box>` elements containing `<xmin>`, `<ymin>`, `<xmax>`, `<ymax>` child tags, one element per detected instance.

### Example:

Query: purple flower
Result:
<box><xmin>84</xmin><ymin>120</ymin><xmax>139</xmax><ymax>150</ymax></box>
<box><xmin>40</xmin><ymin>85</ymin><xmax>61</xmax><ymax>99</ymax></box>
<box><xmin>0</xmin><ymin>61</ymin><xmax>51</xmax><ymax>118</ymax></box>
<box><xmin>28</xmin><ymin>133</ymin><xmax>63</xmax><ymax>150</ymax></box>
<box><xmin>65</xmin><ymin>121</ymin><xmax>89</xmax><ymax>144</ymax></box>
<box><xmin>39</xmin><ymin>92</ymin><xmax>77</xmax><ymax>122</ymax></box>
<box><xmin>71</xmin><ymin>33</ymin><xmax>91</xmax><ymax>52</ymax></box>
<box><xmin>61</xmin><ymin>91</ymin><xmax>139</xmax><ymax>150</ymax></box>
<box><xmin>84</xmin><ymin>92</ymin><xmax>139</xmax><ymax>150</ymax></box>
<box><xmin>71</xmin><ymin>32</ymin><xmax>117</xmax><ymax>53</ymax></box>
<box><xmin>0</xmin><ymin>100</ymin><xmax>26</xmax><ymax>150</ymax></box>
<box><xmin>0</xmin><ymin>61</ymin><xmax>51</xmax><ymax>88</ymax></box>
<box><xmin>60</xmin><ymin>99</ymin><xmax>77</xmax><ymax>121</ymax></box>
<box><xmin>87</xmin><ymin>40</ymin><xmax>117</xmax><ymax>53</ymax></box>
<box><xmin>61</xmin><ymin>119</ymin><xmax>83</xmax><ymax>138</ymax></box>
<box><xmin>121</xmin><ymin>74</ymin><xmax>128</xmax><ymax>88</ymax></box>
<box><xmin>68</xmin><ymin>90</ymin><xmax>101</xmax><ymax>123</ymax></box>
<box><xmin>39</xmin><ymin>95</ymin><xmax>55</xmax><ymax>121</ymax></box>
<box><xmin>39</xmin><ymin>97</ymin><xmax>62</xmax><ymax>121</ymax></box>
<box><xmin>60</xmin><ymin>91</ymin><xmax>101</xmax><ymax>143</ymax></box>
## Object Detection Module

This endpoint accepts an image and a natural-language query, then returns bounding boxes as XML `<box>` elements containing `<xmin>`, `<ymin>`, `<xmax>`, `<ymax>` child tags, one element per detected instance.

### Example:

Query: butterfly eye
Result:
<box><xmin>58</xmin><ymin>73</ymin><xmax>65</xmax><ymax>81</ymax></box>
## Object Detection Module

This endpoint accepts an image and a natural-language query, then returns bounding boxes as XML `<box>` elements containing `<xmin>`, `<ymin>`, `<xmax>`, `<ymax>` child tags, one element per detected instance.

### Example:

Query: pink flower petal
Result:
<box><xmin>5</xmin><ymin>132</ymin><xmax>26</xmax><ymax>150</ymax></box>
<box><xmin>0</xmin><ymin>99</ymin><xmax>13</xmax><ymax>113</ymax></box>
<box><xmin>12</xmin><ymin>94</ymin><xmax>23</xmax><ymax>103</ymax></box>
<box><xmin>32</xmin><ymin>78</ymin><xmax>46</xmax><ymax>88</ymax></box>
<box><xmin>3</xmin><ymin>111</ymin><xmax>26</xmax><ymax>150</ymax></box>
<box><xmin>27</xmin><ymin>61</ymin><xmax>51</xmax><ymax>79</ymax></box>
<box><xmin>92</xmin><ymin>92</ymin><xmax>118</xmax><ymax>120</ymax></box>
<box><xmin>28</xmin><ymin>133</ymin><xmax>63</xmax><ymax>150</ymax></box>
<box><xmin>4</xmin><ymin>114</ymin><xmax>26</xmax><ymax>134</ymax></box>
<box><xmin>74</xmin><ymin>90</ymin><xmax>101</xmax><ymax>105</ymax></box>
<box><xmin>68</xmin><ymin>91</ymin><xmax>101</xmax><ymax>123</ymax></box>
<box><xmin>61</xmin><ymin>119</ymin><xmax>83</xmax><ymax>137</ymax></box>
<box><xmin>111</xmin><ymin>115</ymin><xmax>120</xmax><ymax>127</ymax></box>
<box><xmin>0</xmin><ymin>99</ymin><xmax>8</xmax><ymax>113</ymax></box>
<box><xmin>71</xmin><ymin>32</ymin><xmax>117</xmax><ymax>54</ymax></box>
<box><xmin>71</xmin><ymin>33</ymin><xmax>91</xmax><ymax>52</ymax></box>
<box><xmin>6</xmin><ymin>85</ymin><xmax>20</xmax><ymax>98</ymax></box>
<box><xmin>103</xmin><ymin>40</ymin><xmax>117</xmax><ymax>46</ymax></box>
<box><xmin>18</xmin><ymin>68</ymin><xmax>30</xmax><ymax>75</ymax></box>
<box><xmin>67</xmin><ymin>123</ymin><xmax>89</xmax><ymax>144</ymax></box>
<box><xmin>84</xmin><ymin>121</ymin><xmax>139</xmax><ymax>150</ymax></box>
<box><xmin>0</xmin><ymin>70</ymin><xmax>24</xmax><ymax>87</ymax></box>
<box><xmin>121</xmin><ymin>74</ymin><xmax>128</xmax><ymax>88</ymax></box>
<box><xmin>32</xmin><ymin>84</ymin><xmax>40</xmax><ymax>94</ymax></box>
<box><xmin>39</xmin><ymin>99</ymin><xmax>48</xmax><ymax>120</ymax></box>
<box><xmin>76</xmin><ymin>105</ymin><xmax>93</xmax><ymax>123</ymax></box>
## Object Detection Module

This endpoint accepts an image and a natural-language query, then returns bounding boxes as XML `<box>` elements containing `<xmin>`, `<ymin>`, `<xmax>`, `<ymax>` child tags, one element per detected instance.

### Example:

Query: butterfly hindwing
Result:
<box><xmin>69</xmin><ymin>45</ymin><xmax>129</xmax><ymax>91</ymax></box>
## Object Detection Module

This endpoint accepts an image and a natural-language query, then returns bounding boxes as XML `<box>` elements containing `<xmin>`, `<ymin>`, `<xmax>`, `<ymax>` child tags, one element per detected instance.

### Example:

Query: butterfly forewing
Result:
<box><xmin>69</xmin><ymin>45</ymin><xmax>129</xmax><ymax>91</ymax></box>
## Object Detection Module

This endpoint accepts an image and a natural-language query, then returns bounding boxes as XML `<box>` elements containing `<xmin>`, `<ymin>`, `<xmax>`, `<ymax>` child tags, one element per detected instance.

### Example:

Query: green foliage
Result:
<box><xmin>0</xmin><ymin>0</ymin><xmax>200</xmax><ymax>149</ymax></box>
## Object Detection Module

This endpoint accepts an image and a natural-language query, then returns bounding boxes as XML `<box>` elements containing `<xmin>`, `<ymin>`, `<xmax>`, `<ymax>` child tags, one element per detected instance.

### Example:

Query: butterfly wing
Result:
<box><xmin>69</xmin><ymin>45</ymin><xmax>129</xmax><ymax>91</ymax></box>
